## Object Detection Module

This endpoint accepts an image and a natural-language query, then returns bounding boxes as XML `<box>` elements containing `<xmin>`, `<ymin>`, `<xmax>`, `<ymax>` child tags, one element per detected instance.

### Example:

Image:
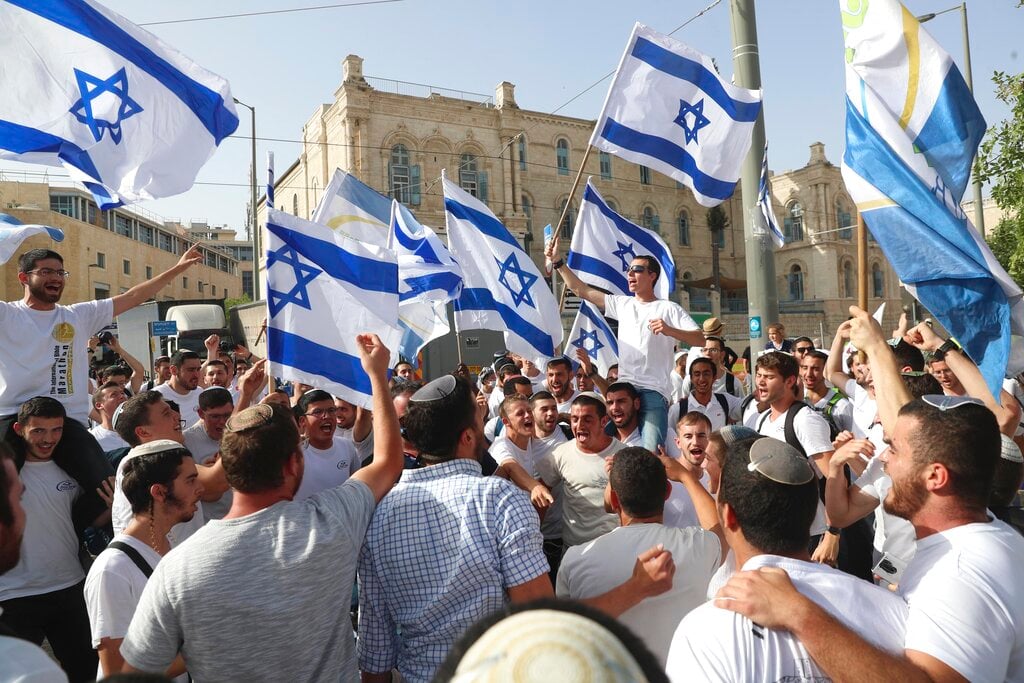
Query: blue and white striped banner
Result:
<box><xmin>757</xmin><ymin>143</ymin><xmax>785</xmax><ymax>249</ymax></box>
<box><xmin>444</xmin><ymin>174</ymin><xmax>563</xmax><ymax>362</ymax></box>
<box><xmin>567</xmin><ymin>180</ymin><xmax>675</xmax><ymax>299</ymax></box>
<box><xmin>0</xmin><ymin>213</ymin><xmax>64</xmax><ymax>264</ymax></box>
<box><xmin>0</xmin><ymin>0</ymin><xmax>238</xmax><ymax>209</ymax></box>
<box><xmin>568</xmin><ymin>300</ymin><xmax>619</xmax><ymax>377</ymax></box>
<box><xmin>265</xmin><ymin>208</ymin><xmax>401</xmax><ymax>409</ymax></box>
<box><xmin>590</xmin><ymin>23</ymin><xmax>761</xmax><ymax>207</ymax></box>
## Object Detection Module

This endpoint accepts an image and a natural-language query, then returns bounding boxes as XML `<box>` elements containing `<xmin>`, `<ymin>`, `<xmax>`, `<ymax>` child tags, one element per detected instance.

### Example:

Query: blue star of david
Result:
<box><xmin>612</xmin><ymin>241</ymin><xmax>636</xmax><ymax>272</ymax></box>
<box><xmin>494</xmin><ymin>252</ymin><xmax>537</xmax><ymax>308</ymax></box>
<box><xmin>266</xmin><ymin>246</ymin><xmax>322</xmax><ymax>317</ymax></box>
<box><xmin>69</xmin><ymin>68</ymin><xmax>144</xmax><ymax>145</ymax></box>
<box><xmin>673</xmin><ymin>98</ymin><xmax>711</xmax><ymax>145</ymax></box>
<box><xmin>571</xmin><ymin>329</ymin><xmax>604</xmax><ymax>360</ymax></box>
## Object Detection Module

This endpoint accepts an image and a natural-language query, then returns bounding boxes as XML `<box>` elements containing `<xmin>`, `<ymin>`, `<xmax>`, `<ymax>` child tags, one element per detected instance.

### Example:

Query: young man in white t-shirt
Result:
<box><xmin>549</xmin><ymin>243</ymin><xmax>704</xmax><ymax>454</ymax></box>
<box><xmin>560</xmin><ymin>447</ymin><xmax>723</xmax><ymax>666</ymax></box>
<box><xmin>88</xmin><ymin>381</ymin><xmax>129</xmax><ymax>453</ymax></box>
<box><xmin>294</xmin><ymin>390</ymin><xmax>360</xmax><ymax>501</ymax></box>
<box><xmin>84</xmin><ymin>440</ymin><xmax>201</xmax><ymax>680</ymax></box>
<box><xmin>669</xmin><ymin>357</ymin><xmax>742</xmax><ymax>432</ymax></box>
<box><xmin>182</xmin><ymin>387</ymin><xmax>235</xmax><ymax>521</ymax></box>
<box><xmin>530</xmin><ymin>391</ymin><xmax>569</xmax><ymax>575</ymax></box>
<box><xmin>606</xmin><ymin>382</ymin><xmax>643</xmax><ymax>446</ymax></box>
<box><xmin>154</xmin><ymin>350</ymin><xmax>203</xmax><ymax>429</ymax></box>
<box><xmin>667</xmin><ymin>437</ymin><xmax>907</xmax><ymax>681</ymax></box>
<box><xmin>663</xmin><ymin>411</ymin><xmax>714</xmax><ymax>530</ymax></box>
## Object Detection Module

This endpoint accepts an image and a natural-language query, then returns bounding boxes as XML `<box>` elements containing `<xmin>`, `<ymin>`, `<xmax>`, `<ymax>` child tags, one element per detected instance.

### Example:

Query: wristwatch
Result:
<box><xmin>826</xmin><ymin>526</ymin><xmax>841</xmax><ymax>536</ymax></box>
<box><xmin>937</xmin><ymin>338</ymin><xmax>961</xmax><ymax>355</ymax></box>
<box><xmin>551</xmin><ymin>258</ymin><xmax>565</xmax><ymax>270</ymax></box>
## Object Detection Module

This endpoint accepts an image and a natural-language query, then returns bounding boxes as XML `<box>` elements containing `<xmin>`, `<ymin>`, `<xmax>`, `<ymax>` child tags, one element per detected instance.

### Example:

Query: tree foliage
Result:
<box><xmin>706</xmin><ymin>205</ymin><xmax>729</xmax><ymax>233</ymax></box>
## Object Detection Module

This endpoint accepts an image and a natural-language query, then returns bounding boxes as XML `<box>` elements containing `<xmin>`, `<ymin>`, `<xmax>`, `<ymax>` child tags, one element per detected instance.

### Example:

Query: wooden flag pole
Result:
<box><xmin>857</xmin><ymin>213</ymin><xmax>869</xmax><ymax>311</ymax></box>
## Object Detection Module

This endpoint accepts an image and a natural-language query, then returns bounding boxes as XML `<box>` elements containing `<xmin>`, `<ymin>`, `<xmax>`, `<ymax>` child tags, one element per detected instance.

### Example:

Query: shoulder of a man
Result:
<box><xmin>666</xmin><ymin>601</ymin><xmax>746</xmax><ymax>682</ymax></box>
<box><xmin>792</xmin><ymin>405</ymin><xmax>833</xmax><ymax>453</ymax></box>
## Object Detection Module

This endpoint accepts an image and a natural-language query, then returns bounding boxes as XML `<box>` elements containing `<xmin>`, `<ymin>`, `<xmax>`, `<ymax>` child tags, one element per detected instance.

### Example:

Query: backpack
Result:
<box><xmin>817</xmin><ymin>390</ymin><xmax>848</xmax><ymax>441</ymax></box>
<box><xmin>756</xmin><ymin>402</ymin><xmax>810</xmax><ymax>457</ymax></box>
<box><xmin>678</xmin><ymin>393</ymin><xmax>731</xmax><ymax>422</ymax></box>
<box><xmin>725</xmin><ymin>373</ymin><xmax>736</xmax><ymax>395</ymax></box>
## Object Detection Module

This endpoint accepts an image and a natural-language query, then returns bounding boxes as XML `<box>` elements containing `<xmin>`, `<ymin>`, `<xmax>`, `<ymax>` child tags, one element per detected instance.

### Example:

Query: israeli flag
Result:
<box><xmin>590</xmin><ymin>23</ymin><xmax>761</xmax><ymax>207</ymax></box>
<box><xmin>0</xmin><ymin>0</ymin><xmax>238</xmax><ymax>209</ymax></box>
<box><xmin>840</xmin><ymin>0</ymin><xmax>1022</xmax><ymax>395</ymax></box>
<box><xmin>312</xmin><ymin>169</ymin><xmax>392</xmax><ymax>246</ymax></box>
<box><xmin>757</xmin><ymin>143</ymin><xmax>786</xmax><ymax>249</ymax></box>
<box><xmin>443</xmin><ymin>174</ymin><xmax>563</xmax><ymax>362</ymax></box>
<box><xmin>567</xmin><ymin>301</ymin><xmax>619</xmax><ymax>376</ymax></box>
<box><xmin>264</xmin><ymin>208</ymin><xmax>401</xmax><ymax>409</ymax></box>
<box><xmin>0</xmin><ymin>213</ymin><xmax>64</xmax><ymax>264</ymax></box>
<box><xmin>390</xmin><ymin>200</ymin><xmax>463</xmax><ymax>305</ymax></box>
<box><xmin>568</xmin><ymin>180</ymin><xmax>675</xmax><ymax>300</ymax></box>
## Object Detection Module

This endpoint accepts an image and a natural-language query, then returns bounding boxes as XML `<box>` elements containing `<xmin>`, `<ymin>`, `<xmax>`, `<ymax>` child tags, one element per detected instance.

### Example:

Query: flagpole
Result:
<box><xmin>857</xmin><ymin>214</ymin><xmax>868</xmax><ymax>310</ymax></box>
<box><xmin>551</xmin><ymin>145</ymin><xmax>595</xmax><ymax>263</ymax></box>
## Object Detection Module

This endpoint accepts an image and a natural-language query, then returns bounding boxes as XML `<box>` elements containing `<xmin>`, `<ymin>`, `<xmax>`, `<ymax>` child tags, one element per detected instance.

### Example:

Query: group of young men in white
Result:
<box><xmin>0</xmin><ymin>238</ymin><xmax>1021</xmax><ymax>683</ymax></box>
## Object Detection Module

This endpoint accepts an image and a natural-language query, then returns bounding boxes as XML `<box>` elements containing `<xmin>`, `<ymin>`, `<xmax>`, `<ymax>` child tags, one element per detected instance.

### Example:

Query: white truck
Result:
<box><xmin>116</xmin><ymin>299</ymin><xmax>233</xmax><ymax>373</ymax></box>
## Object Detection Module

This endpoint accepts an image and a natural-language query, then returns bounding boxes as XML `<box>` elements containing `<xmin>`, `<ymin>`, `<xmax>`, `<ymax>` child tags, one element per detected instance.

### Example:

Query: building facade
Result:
<box><xmin>263</xmin><ymin>55</ymin><xmax>904</xmax><ymax>345</ymax></box>
<box><xmin>0</xmin><ymin>179</ymin><xmax>242</xmax><ymax>305</ymax></box>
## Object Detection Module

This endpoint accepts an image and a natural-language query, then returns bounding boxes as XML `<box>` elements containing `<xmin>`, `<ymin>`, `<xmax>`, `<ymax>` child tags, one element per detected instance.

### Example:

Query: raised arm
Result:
<box><xmin>109</xmin><ymin>336</ymin><xmax>146</xmax><ymax>394</ymax></box>
<box><xmin>824</xmin><ymin>438</ymin><xmax>881</xmax><ymax>527</ymax></box>
<box><xmin>826</xmin><ymin>320</ymin><xmax>855</xmax><ymax>389</ymax></box>
<box><xmin>577</xmin><ymin>545</ymin><xmax>676</xmax><ymax>617</ymax></box>
<box><xmin>546</xmin><ymin>237</ymin><xmax>607</xmax><ymax>310</ymax></box>
<box><xmin>351</xmin><ymin>334</ymin><xmax>404</xmax><ymax>502</ymax></box>
<box><xmin>847</xmin><ymin>307</ymin><xmax>912</xmax><ymax>433</ymax></box>
<box><xmin>113</xmin><ymin>244</ymin><xmax>203</xmax><ymax>317</ymax></box>
<box><xmin>574</xmin><ymin>348</ymin><xmax>610</xmax><ymax>395</ymax></box>
<box><xmin>660</xmin><ymin>451</ymin><xmax>727</xmax><ymax>563</ymax></box>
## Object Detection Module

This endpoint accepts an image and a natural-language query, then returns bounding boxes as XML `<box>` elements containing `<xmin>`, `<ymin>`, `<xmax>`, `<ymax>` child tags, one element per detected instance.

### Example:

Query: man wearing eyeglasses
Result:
<box><xmin>548</xmin><ymin>246</ymin><xmax>705</xmax><ymax>453</ymax></box>
<box><xmin>294</xmin><ymin>389</ymin><xmax>359</xmax><ymax>500</ymax></box>
<box><xmin>0</xmin><ymin>246</ymin><xmax>204</xmax><ymax>538</ymax></box>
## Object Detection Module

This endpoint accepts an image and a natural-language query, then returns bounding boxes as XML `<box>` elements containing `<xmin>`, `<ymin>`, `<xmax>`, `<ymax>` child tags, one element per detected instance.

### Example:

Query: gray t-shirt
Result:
<box><xmin>121</xmin><ymin>478</ymin><xmax>375</xmax><ymax>682</ymax></box>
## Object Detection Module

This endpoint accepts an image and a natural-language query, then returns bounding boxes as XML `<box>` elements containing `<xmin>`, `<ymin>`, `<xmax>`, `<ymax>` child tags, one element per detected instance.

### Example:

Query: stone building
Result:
<box><xmin>264</xmin><ymin>54</ymin><xmax>904</xmax><ymax>346</ymax></box>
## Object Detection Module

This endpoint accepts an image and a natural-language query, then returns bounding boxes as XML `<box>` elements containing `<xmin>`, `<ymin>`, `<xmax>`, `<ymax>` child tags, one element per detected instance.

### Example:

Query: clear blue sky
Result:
<box><xmin>3</xmin><ymin>0</ymin><xmax>1021</xmax><ymax>234</ymax></box>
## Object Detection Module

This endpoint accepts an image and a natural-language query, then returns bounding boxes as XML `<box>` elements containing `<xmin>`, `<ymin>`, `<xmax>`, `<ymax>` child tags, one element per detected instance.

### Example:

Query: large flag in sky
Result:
<box><xmin>313</xmin><ymin>169</ymin><xmax>457</xmax><ymax>362</ymax></box>
<box><xmin>264</xmin><ymin>208</ymin><xmax>401</xmax><ymax>409</ymax></box>
<box><xmin>590</xmin><ymin>23</ymin><xmax>762</xmax><ymax>207</ymax></box>
<box><xmin>0</xmin><ymin>213</ymin><xmax>64</xmax><ymax>264</ymax></box>
<box><xmin>567</xmin><ymin>301</ymin><xmax>619</xmax><ymax>376</ymax></box>
<box><xmin>443</xmin><ymin>175</ymin><xmax>563</xmax><ymax>362</ymax></box>
<box><xmin>0</xmin><ymin>0</ymin><xmax>238</xmax><ymax>209</ymax></box>
<box><xmin>839</xmin><ymin>0</ymin><xmax>1022</xmax><ymax>394</ymax></box>
<box><xmin>757</xmin><ymin>143</ymin><xmax>786</xmax><ymax>249</ymax></box>
<box><xmin>568</xmin><ymin>180</ymin><xmax>675</xmax><ymax>300</ymax></box>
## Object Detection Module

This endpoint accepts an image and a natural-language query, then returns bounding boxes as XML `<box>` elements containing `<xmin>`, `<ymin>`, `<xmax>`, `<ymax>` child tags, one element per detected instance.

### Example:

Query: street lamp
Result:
<box><xmin>917</xmin><ymin>3</ymin><xmax>985</xmax><ymax>234</ymax></box>
<box><xmin>233</xmin><ymin>97</ymin><xmax>260</xmax><ymax>299</ymax></box>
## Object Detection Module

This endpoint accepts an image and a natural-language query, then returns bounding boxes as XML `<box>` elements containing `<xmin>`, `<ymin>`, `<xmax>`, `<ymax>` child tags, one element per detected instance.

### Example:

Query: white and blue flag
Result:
<box><xmin>312</xmin><ymin>169</ymin><xmax>392</xmax><ymax>245</ymax></box>
<box><xmin>590</xmin><ymin>23</ymin><xmax>762</xmax><ymax>207</ymax></box>
<box><xmin>567</xmin><ymin>301</ymin><xmax>619</xmax><ymax>376</ymax></box>
<box><xmin>266</xmin><ymin>151</ymin><xmax>275</xmax><ymax>210</ymax></box>
<box><xmin>840</xmin><ymin>0</ymin><xmax>1023</xmax><ymax>394</ymax></box>
<box><xmin>0</xmin><ymin>213</ymin><xmax>64</xmax><ymax>264</ymax></box>
<box><xmin>0</xmin><ymin>0</ymin><xmax>238</xmax><ymax>209</ymax></box>
<box><xmin>757</xmin><ymin>143</ymin><xmax>785</xmax><ymax>249</ymax></box>
<box><xmin>568</xmin><ymin>180</ymin><xmax>676</xmax><ymax>300</ymax></box>
<box><xmin>264</xmin><ymin>208</ymin><xmax>401</xmax><ymax>409</ymax></box>
<box><xmin>443</xmin><ymin>174</ymin><xmax>563</xmax><ymax>362</ymax></box>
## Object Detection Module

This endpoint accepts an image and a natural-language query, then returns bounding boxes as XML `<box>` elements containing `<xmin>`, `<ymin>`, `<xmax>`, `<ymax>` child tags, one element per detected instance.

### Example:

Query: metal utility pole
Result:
<box><xmin>234</xmin><ymin>98</ymin><xmax>260</xmax><ymax>299</ymax></box>
<box><xmin>729</xmin><ymin>0</ymin><xmax>777</xmax><ymax>359</ymax></box>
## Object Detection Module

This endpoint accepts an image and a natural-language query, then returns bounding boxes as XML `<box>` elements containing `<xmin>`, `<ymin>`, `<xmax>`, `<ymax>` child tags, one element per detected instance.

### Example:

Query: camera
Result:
<box><xmin>98</xmin><ymin>331</ymin><xmax>115</xmax><ymax>344</ymax></box>
<box><xmin>218</xmin><ymin>340</ymin><xmax>233</xmax><ymax>353</ymax></box>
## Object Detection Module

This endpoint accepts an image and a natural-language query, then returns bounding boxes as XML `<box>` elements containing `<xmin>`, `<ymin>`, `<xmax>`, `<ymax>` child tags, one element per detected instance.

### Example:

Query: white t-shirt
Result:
<box><xmin>0</xmin><ymin>299</ymin><xmax>113</xmax><ymax>423</ymax></box>
<box><xmin>852</xmin><ymin>455</ymin><xmax>917</xmax><ymax>563</ymax></box>
<box><xmin>806</xmin><ymin>387</ymin><xmax>854</xmax><ymax>434</ymax></box>
<box><xmin>900</xmin><ymin>520</ymin><xmax>1024</xmax><ymax>682</ymax></box>
<box><xmin>0</xmin><ymin>461</ymin><xmax>83</xmax><ymax>601</ymax></box>
<box><xmin>663</xmin><ymin>470</ymin><xmax>711</xmax><ymax>530</ymax></box>
<box><xmin>671</xmin><ymin>371</ymin><xmax>687</xmax><ymax>403</ymax></box>
<box><xmin>603</xmin><ymin>295</ymin><xmax>698</xmax><ymax>400</ymax></box>
<box><xmin>154</xmin><ymin>383</ymin><xmax>202</xmax><ymax>429</ymax></box>
<box><xmin>294</xmin><ymin>437</ymin><xmax>359</xmax><ymax>501</ymax></box>
<box><xmin>558</xmin><ymin>523</ymin><xmax>721</xmax><ymax>666</ymax></box>
<box><xmin>844</xmin><ymin>379</ymin><xmax>879</xmax><ymax>441</ymax></box>
<box><xmin>89</xmin><ymin>425</ymin><xmax>129</xmax><ymax>452</ymax></box>
<box><xmin>0</xmin><ymin>630</ymin><xmax>68</xmax><ymax>683</ymax></box>
<box><xmin>666</xmin><ymin>554</ymin><xmax>908</xmax><ymax>682</ymax></box>
<box><xmin>555</xmin><ymin>389</ymin><xmax>581</xmax><ymax>415</ymax></box>
<box><xmin>336</xmin><ymin>426</ymin><xmax>374</xmax><ymax>465</ymax></box>
<box><xmin>112</xmin><ymin>450</ymin><xmax>205</xmax><ymax>547</ymax></box>
<box><xmin>85</xmin><ymin>534</ymin><xmax>161</xmax><ymax>647</ymax></box>
<box><xmin>618</xmin><ymin>427</ymin><xmax>644</xmax><ymax>447</ymax></box>
<box><xmin>669</xmin><ymin>392</ymin><xmax>742</xmax><ymax>432</ymax></box>
<box><xmin>182</xmin><ymin>422</ymin><xmax>231</xmax><ymax>522</ymax></box>
<box><xmin>681</xmin><ymin>372</ymin><xmax>747</xmax><ymax>399</ymax></box>
<box><xmin>492</xmin><ymin>436</ymin><xmax>562</xmax><ymax>540</ymax></box>
<box><xmin>536</xmin><ymin>438</ymin><xmax>623</xmax><ymax>547</ymax></box>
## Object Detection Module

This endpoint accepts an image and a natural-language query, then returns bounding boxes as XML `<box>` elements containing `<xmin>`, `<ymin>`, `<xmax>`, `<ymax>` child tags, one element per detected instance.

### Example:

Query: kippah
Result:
<box><xmin>1000</xmin><ymin>434</ymin><xmax>1024</xmax><ymax>464</ymax></box>
<box><xmin>225</xmin><ymin>404</ymin><xmax>274</xmax><ymax>433</ymax></box>
<box><xmin>411</xmin><ymin>375</ymin><xmax>458</xmax><ymax>403</ymax></box>
<box><xmin>451</xmin><ymin>609</ymin><xmax>649</xmax><ymax>682</ymax></box>
<box><xmin>719</xmin><ymin>425</ymin><xmax>760</xmax><ymax>446</ymax></box>
<box><xmin>126</xmin><ymin>439</ymin><xmax>189</xmax><ymax>460</ymax></box>
<box><xmin>746</xmin><ymin>438</ymin><xmax>815</xmax><ymax>485</ymax></box>
<box><xmin>575</xmin><ymin>391</ymin><xmax>605</xmax><ymax>405</ymax></box>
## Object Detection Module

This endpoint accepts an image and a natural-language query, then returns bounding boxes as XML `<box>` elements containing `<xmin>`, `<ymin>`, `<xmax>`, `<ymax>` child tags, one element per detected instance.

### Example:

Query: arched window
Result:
<box><xmin>641</xmin><ymin>205</ymin><xmax>660</xmax><ymax>233</ymax></box>
<box><xmin>784</xmin><ymin>201</ymin><xmax>804</xmax><ymax>241</ymax></box>
<box><xmin>837</xmin><ymin>200</ymin><xmax>853</xmax><ymax>240</ymax></box>
<box><xmin>678</xmin><ymin>211</ymin><xmax>690</xmax><ymax>246</ymax></box>
<box><xmin>788</xmin><ymin>264</ymin><xmax>804</xmax><ymax>301</ymax></box>
<box><xmin>389</xmin><ymin>144</ymin><xmax>411</xmax><ymax>205</ymax></box>
<box><xmin>606</xmin><ymin>199</ymin><xmax>618</xmax><ymax>213</ymax></box>
<box><xmin>460</xmin><ymin>153</ymin><xmax>479</xmax><ymax>197</ymax></box>
<box><xmin>559</xmin><ymin>198</ymin><xmax>577</xmax><ymax>239</ymax></box>
<box><xmin>872</xmin><ymin>263</ymin><xmax>884</xmax><ymax>298</ymax></box>
<box><xmin>842</xmin><ymin>261</ymin><xmax>854</xmax><ymax>299</ymax></box>
<box><xmin>518</xmin><ymin>137</ymin><xmax>527</xmax><ymax>171</ymax></box>
<box><xmin>556</xmin><ymin>139</ymin><xmax>570</xmax><ymax>176</ymax></box>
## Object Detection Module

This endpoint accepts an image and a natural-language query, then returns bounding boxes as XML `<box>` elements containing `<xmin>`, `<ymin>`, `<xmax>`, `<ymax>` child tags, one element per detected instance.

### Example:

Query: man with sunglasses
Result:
<box><xmin>294</xmin><ymin>389</ymin><xmax>359</xmax><ymax>500</ymax></box>
<box><xmin>548</xmin><ymin>245</ymin><xmax>704</xmax><ymax>453</ymax></box>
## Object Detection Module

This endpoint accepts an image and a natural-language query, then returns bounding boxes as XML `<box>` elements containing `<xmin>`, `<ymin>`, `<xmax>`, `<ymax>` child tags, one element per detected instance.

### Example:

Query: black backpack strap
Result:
<box><xmin>677</xmin><ymin>397</ymin><xmax>689</xmax><ymax>417</ymax></box>
<box><xmin>725</xmin><ymin>373</ymin><xmax>735</xmax><ymax>394</ymax></box>
<box><xmin>108</xmin><ymin>540</ymin><xmax>154</xmax><ymax>579</ymax></box>
<box><xmin>740</xmin><ymin>394</ymin><xmax>756</xmax><ymax>414</ymax></box>
<box><xmin>783</xmin><ymin>402</ymin><xmax>809</xmax><ymax>457</ymax></box>
<box><xmin>756</xmin><ymin>409</ymin><xmax>772</xmax><ymax>432</ymax></box>
<box><xmin>714</xmin><ymin>393</ymin><xmax>730</xmax><ymax>419</ymax></box>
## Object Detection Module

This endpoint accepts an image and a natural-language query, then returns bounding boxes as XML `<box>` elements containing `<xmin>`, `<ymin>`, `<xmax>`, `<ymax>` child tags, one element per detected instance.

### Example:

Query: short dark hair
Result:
<box><xmin>891</xmin><ymin>339</ymin><xmax>925</xmax><ymax>372</ymax></box>
<box><xmin>804</xmin><ymin>350</ymin><xmax>829</xmax><ymax>364</ymax></box>
<box><xmin>689</xmin><ymin>356</ymin><xmax>717</xmax><ymax>378</ymax></box>
<box><xmin>394</xmin><ymin>360</ymin><xmax>413</xmax><ymax>371</ymax></box>
<box><xmin>529</xmin><ymin>390</ymin><xmax>555</xmax><ymax>405</ymax></box>
<box><xmin>901</xmin><ymin>372</ymin><xmax>942</xmax><ymax>399</ymax></box>
<box><xmin>92</xmin><ymin>381</ymin><xmax>123</xmax><ymax>409</ymax></box>
<box><xmin>756</xmin><ymin>351</ymin><xmax>799</xmax><ymax>379</ymax></box>
<box><xmin>717</xmin><ymin>437</ymin><xmax>819</xmax><ymax>555</ymax></box>
<box><xmin>0</xmin><ymin>442</ymin><xmax>15</xmax><ymax>526</ymax></box>
<box><xmin>546</xmin><ymin>357</ymin><xmax>572</xmax><ymax>373</ymax></box>
<box><xmin>170</xmin><ymin>349</ymin><xmax>200</xmax><ymax>369</ymax></box>
<box><xmin>403</xmin><ymin>376</ymin><xmax>477</xmax><ymax>462</ymax></box>
<box><xmin>793</xmin><ymin>336</ymin><xmax>813</xmax><ymax>347</ymax></box>
<box><xmin>570</xmin><ymin>393</ymin><xmax>606</xmax><ymax>419</ymax></box>
<box><xmin>220</xmin><ymin>404</ymin><xmax>299</xmax><ymax>493</ymax></box>
<box><xmin>100</xmin><ymin>365</ymin><xmax>131</xmax><ymax>381</ymax></box>
<box><xmin>153</xmin><ymin>355</ymin><xmax>170</xmax><ymax>367</ymax></box>
<box><xmin>928</xmin><ymin>349</ymin><xmax>949</xmax><ymax>365</ymax></box>
<box><xmin>605</xmin><ymin>382</ymin><xmax>638</xmax><ymax>400</ymax></box>
<box><xmin>115</xmin><ymin>391</ymin><xmax>165</xmax><ymax>446</ymax></box>
<box><xmin>503</xmin><ymin>376</ymin><xmax>532</xmax><ymax>397</ymax></box>
<box><xmin>121</xmin><ymin>446</ymin><xmax>192</xmax><ymax>515</ymax></box>
<box><xmin>297</xmin><ymin>389</ymin><xmax>334</xmax><ymax>415</ymax></box>
<box><xmin>17</xmin><ymin>396</ymin><xmax>66</xmax><ymax>424</ymax></box>
<box><xmin>610</xmin><ymin>447</ymin><xmax>666</xmax><ymax>518</ymax></box>
<box><xmin>17</xmin><ymin>249</ymin><xmax>62</xmax><ymax>274</ymax></box>
<box><xmin>633</xmin><ymin>254</ymin><xmax>661</xmax><ymax>283</ymax></box>
<box><xmin>390</xmin><ymin>381</ymin><xmax>422</xmax><ymax>399</ymax></box>
<box><xmin>703</xmin><ymin>336</ymin><xmax>726</xmax><ymax>351</ymax></box>
<box><xmin>202</xmin><ymin>359</ymin><xmax>227</xmax><ymax>372</ymax></box>
<box><xmin>899</xmin><ymin>399</ymin><xmax>1000</xmax><ymax>511</ymax></box>
<box><xmin>198</xmin><ymin>387</ymin><xmax>233</xmax><ymax>411</ymax></box>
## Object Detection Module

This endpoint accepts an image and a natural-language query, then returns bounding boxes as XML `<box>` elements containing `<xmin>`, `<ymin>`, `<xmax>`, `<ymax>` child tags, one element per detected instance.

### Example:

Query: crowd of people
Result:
<box><xmin>0</xmin><ymin>244</ymin><xmax>1022</xmax><ymax>682</ymax></box>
